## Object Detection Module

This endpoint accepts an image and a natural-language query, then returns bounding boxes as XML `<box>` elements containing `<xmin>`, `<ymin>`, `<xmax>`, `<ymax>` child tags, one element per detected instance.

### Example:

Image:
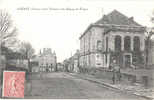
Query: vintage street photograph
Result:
<box><xmin>0</xmin><ymin>0</ymin><xmax>154</xmax><ymax>99</ymax></box>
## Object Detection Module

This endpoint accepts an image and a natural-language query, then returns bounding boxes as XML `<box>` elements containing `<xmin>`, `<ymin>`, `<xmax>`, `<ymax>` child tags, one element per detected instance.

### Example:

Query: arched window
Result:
<box><xmin>134</xmin><ymin>36</ymin><xmax>140</xmax><ymax>51</ymax></box>
<box><xmin>115</xmin><ymin>35</ymin><xmax>121</xmax><ymax>51</ymax></box>
<box><xmin>124</xmin><ymin>36</ymin><xmax>131</xmax><ymax>51</ymax></box>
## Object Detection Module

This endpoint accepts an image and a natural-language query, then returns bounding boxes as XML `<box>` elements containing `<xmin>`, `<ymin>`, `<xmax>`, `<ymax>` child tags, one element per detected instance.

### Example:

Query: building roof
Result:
<box><xmin>95</xmin><ymin>10</ymin><xmax>141</xmax><ymax>26</ymax></box>
<box><xmin>79</xmin><ymin>10</ymin><xmax>145</xmax><ymax>39</ymax></box>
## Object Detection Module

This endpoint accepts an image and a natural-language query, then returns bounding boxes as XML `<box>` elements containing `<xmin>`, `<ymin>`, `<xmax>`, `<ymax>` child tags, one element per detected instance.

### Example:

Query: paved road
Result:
<box><xmin>25</xmin><ymin>72</ymin><xmax>149</xmax><ymax>99</ymax></box>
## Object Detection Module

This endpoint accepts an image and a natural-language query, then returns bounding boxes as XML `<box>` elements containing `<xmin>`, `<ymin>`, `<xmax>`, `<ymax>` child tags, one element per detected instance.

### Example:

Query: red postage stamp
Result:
<box><xmin>2</xmin><ymin>71</ymin><xmax>25</xmax><ymax>98</ymax></box>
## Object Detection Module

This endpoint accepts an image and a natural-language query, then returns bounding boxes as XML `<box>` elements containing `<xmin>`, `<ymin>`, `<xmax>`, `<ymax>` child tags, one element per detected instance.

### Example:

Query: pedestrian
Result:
<box><xmin>114</xmin><ymin>64</ymin><xmax>120</xmax><ymax>82</ymax></box>
<box><xmin>112</xmin><ymin>68</ymin><xmax>116</xmax><ymax>84</ymax></box>
<box><xmin>114</xmin><ymin>65</ymin><xmax>121</xmax><ymax>83</ymax></box>
<box><xmin>118</xmin><ymin>67</ymin><xmax>121</xmax><ymax>82</ymax></box>
<box><xmin>111</xmin><ymin>59</ymin><xmax>117</xmax><ymax>84</ymax></box>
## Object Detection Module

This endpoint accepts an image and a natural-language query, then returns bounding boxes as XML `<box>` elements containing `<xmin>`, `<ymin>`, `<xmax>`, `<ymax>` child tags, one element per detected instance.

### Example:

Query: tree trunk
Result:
<box><xmin>145</xmin><ymin>38</ymin><xmax>150</xmax><ymax>68</ymax></box>
<box><xmin>28</xmin><ymin>58</ymin><xmax>31</xmax><ymax>72</ymax></box>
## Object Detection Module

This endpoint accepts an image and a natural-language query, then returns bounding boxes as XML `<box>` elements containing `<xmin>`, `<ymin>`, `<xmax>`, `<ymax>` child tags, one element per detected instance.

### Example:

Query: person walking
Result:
<box><xmin>117</xmin><ymin>67</ymin><xmax>121</xmax><ymax>82</ymax></box>
<box><xmin>111</xmin><ymin>60</ymin><xmax>116</xmax><ymax>84</ymax></box>
<box><xmin>112</xmin><ymin>67</ymin><xmax>116</xmax><ymax>84</ymax></box>
<box><xmin>114</xmin><ymin>64</ymin><xmax>121</xmax><ymax>83</ymax></box>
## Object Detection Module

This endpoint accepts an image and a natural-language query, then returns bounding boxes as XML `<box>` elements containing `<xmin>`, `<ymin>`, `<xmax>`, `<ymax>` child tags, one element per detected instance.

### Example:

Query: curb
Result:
<box><xmin>69</xmin><ymin>73</ymin><xmax>153</xmax><ymax>100</ymax></box>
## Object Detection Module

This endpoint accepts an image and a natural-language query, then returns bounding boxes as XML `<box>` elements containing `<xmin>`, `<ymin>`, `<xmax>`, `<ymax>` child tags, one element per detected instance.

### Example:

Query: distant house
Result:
<box><xmin>65</xmin><ymin>50</ymin><xmax>80</xmax><ymax>72</ymax></box>
<box><xmin>37</xmin><ymin>48</ymin><xmax>57</xmax><ymax>72</ymax></box>
<box><xmin>79</xmin><ymin>10</ymin><xmax>146</xmax><ymax>68</ymax></box>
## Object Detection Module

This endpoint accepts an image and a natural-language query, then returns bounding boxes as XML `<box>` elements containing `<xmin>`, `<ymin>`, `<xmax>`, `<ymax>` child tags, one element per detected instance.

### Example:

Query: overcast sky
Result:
<box><xmin>0</xmin><ymin>0</ymin><xmax>154</xmax><ymax>62</ymax></box>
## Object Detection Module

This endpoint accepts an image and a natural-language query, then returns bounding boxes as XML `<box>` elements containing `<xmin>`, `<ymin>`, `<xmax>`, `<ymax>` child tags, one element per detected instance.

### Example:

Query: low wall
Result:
<box><xmin>78</xmin><ymin>67</ymin><xmax>154</xmax><ymax>87</ymax></box>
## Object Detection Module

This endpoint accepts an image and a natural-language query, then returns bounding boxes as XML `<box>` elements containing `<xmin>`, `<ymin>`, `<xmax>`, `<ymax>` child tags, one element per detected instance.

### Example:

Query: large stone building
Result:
<box><xmin>37</xmin><ymin>48</ymin><xmax>57</xmax><ymax>72</ymax></box>
<box><xmin>79</xmin><ymin>10</ymin><xmax>146</xmax><ymax>68</ymax></box>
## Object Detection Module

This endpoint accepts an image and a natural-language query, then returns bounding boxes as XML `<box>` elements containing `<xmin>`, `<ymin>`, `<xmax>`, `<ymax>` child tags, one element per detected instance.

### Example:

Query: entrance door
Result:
<box><xmin>124</xmin><ymin>54</ymin><xmax>131</xmax><ymax>68</ymax></box>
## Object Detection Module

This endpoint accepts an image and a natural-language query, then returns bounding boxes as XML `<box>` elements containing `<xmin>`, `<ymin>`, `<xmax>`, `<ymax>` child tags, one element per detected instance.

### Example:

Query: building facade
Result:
<box><xmin>79</xmin><ymin>10</ymin><xmax>146</xmax><ymax>69</ymax></box>
<box><xmin>38</xmin><ymin>48</ymin><xmax>57</xmax><ymax>72</ymax></box>
<box><xmin>63</xmin><ymin>50</ymin><xmax>80</xmax><ymax>72</ymax></box>
<box><xmin>68</xmin><ymin>50</ymin><xmax>80</xmax><ymax>72</ymax></box>
<box><xmin>73</xmin><ymin>50</ymin><xmax>80</xmax><ymax>72</ymax></box>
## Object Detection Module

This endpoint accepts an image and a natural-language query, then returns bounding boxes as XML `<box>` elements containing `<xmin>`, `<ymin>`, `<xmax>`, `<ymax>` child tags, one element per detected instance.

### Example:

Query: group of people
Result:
<box><xmin>109</xmin><ymin>60</ymin><xmax>122</xmax><ymax>84</ymax></box>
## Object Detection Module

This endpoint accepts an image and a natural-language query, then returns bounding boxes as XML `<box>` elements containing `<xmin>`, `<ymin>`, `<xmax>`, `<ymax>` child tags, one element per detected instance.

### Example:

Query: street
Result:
<box><xmin>24</xmin><ymin>72</ymin><xmax>149</xmax><ymax>99</ymax></box>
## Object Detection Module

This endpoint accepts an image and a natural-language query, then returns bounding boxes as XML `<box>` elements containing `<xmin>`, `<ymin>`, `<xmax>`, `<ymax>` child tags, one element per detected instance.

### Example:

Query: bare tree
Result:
<box><xmin>151</xmin><ymin>9</ymin><xmax>154</xmax><ymax>23</ymax></box>
<box><xmin>19</xmin><ymin>41</ymin><xmax>35</xmax><ymax>72</ymax></box>
<box><xmin>0</xmin><ymin>10</ymin><xmax>17</xmax><ymax>48</ymax></box>
<box><xmin>145</xmin><ymin>10</ymin><xmax>154</xmax><ymax>67</ymax></box>
<box><xmin>0</xmin><ymin>10</ymin><xmax>17</xmax><ymax>70</ymax></box>
<box><xmin>145</xmin><ymin>30</ymin><xmax>154</xmax><ymax>67</ymax></box>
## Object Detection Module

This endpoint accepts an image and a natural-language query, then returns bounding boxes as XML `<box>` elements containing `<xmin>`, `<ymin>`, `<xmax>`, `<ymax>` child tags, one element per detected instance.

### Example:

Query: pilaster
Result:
<box><xmin>121</xmin><ymin>35</ymin><xmax>124</xmax><ymax>51</ymax></box>
<box><xmin>131</xmin><ymin>35</ymin><xmax>134</xmax><ymax>51</ymax></box>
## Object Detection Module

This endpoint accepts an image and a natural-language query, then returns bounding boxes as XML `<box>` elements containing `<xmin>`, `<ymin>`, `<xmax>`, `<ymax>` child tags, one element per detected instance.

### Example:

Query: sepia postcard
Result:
<box><xmin>0</xmin><ymin>0</ymin><xmax>154</xmax><ymax>99</ymax></box>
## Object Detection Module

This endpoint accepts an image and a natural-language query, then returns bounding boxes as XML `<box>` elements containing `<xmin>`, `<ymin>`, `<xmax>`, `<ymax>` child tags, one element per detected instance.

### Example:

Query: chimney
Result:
<box><xmin>129</xmin><ymin>17</ymin><xmax>134</xmax><ymax>21</ymax></box>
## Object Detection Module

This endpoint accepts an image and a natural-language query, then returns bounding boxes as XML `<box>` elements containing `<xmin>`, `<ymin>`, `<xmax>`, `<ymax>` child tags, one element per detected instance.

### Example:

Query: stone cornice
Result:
<box><xmin>79</xmin><ymin>23</ymin><xmax>146</xmax><ymax>39</ymax></box>
<box><xmin>104</xmin><ymin>25</ymin><xmax>146</xmax><ymax>34</ymax></box>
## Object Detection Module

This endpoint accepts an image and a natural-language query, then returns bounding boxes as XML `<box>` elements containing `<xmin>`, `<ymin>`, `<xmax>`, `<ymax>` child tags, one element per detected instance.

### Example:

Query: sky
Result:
<box><xmin>0</xmin><ymin>0</ymin><xmax>154</xmax><ymax>62</ymax></box>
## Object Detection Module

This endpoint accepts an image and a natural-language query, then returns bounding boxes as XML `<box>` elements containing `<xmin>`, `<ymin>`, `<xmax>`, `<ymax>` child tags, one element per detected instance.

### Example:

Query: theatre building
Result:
<box><xmin>79</xmin><ymin>10</ymin><xmax>146</xmax><ymax>68</ymax></box>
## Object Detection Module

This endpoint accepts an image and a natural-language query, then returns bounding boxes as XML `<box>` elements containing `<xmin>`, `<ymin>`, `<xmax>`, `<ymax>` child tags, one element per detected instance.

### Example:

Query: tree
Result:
<box><xmin>0</xmin><ymin>10</ymin><xmax>17</xmax><ymax>49</ymax></box>
<box><xmin>151</xmin><ymin>9</ymin><xmax>154</xmax><ymax>23</ymax></box>
<box><xmin>19</xmin><ymin>41</ymin><xmax>35</xmax><ymax>72</ymax></box>
<box><xmin>145</xmin><ymin>30</ymin><xmax>154</xmax><ymax>67</ymax></box>
<box><xmin>0</xmin><ymin>10</ymin><xmax>17</xmax><ymax>70</ymax></box>
<box><xmin>145</xmin><ymin>10</ymin><xmax>154</xmax><ymax>67</ymax></box>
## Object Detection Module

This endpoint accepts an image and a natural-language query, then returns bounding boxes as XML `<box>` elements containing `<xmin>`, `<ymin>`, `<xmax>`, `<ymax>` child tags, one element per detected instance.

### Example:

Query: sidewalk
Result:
<box><xmin>69</xmin><ymin>73</ymin><xmax>154</xmax><ymax>99</ymax></box>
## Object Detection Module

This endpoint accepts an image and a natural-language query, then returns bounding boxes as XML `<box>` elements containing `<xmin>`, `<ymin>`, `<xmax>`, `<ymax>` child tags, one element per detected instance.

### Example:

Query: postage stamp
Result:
<box><xmin>2</xmin><ymin>71</ymin><xmax>25</xmax><ymax>98</ymax></box>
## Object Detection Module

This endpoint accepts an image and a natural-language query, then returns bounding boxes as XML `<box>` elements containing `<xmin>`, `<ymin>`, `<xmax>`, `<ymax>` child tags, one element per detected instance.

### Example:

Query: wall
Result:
<box><xmin>79</xmin><ymin>26</ymin><xmax>105</xmax><ymax>68</ymax></box>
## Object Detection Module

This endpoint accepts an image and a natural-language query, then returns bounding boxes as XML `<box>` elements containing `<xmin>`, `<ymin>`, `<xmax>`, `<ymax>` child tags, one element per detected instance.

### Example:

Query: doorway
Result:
<box><xmin>124</xmin><ymin>54</ymin><xmax>132</xmax><ymax>68</ymax></box>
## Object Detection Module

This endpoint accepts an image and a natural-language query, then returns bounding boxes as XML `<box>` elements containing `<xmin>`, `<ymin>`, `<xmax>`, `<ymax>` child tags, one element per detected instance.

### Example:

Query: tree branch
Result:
<box><xmin>0</xmin><ymin>10</ymin><xmax>17</xmax><ymax>49</ymax></box>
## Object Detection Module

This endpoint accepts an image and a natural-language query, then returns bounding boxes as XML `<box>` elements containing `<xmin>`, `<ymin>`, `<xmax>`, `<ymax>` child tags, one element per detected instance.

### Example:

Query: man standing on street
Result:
<box><xmin>111</xmin><ymin>60</ymin><xmax>116</xmax><ymax>84</ymax></box>
<box><xmin>111</xmin><ymin>59</ymin><xmax>121</xmax><ymax>84</ymax></box>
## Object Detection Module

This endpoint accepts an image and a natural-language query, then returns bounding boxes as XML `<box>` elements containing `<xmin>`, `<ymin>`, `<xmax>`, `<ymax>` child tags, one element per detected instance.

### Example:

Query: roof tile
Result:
<box><xmin>95</xmin><ymin>10</ymin><xmax>142</xmax><ymax>26</ymax></box>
